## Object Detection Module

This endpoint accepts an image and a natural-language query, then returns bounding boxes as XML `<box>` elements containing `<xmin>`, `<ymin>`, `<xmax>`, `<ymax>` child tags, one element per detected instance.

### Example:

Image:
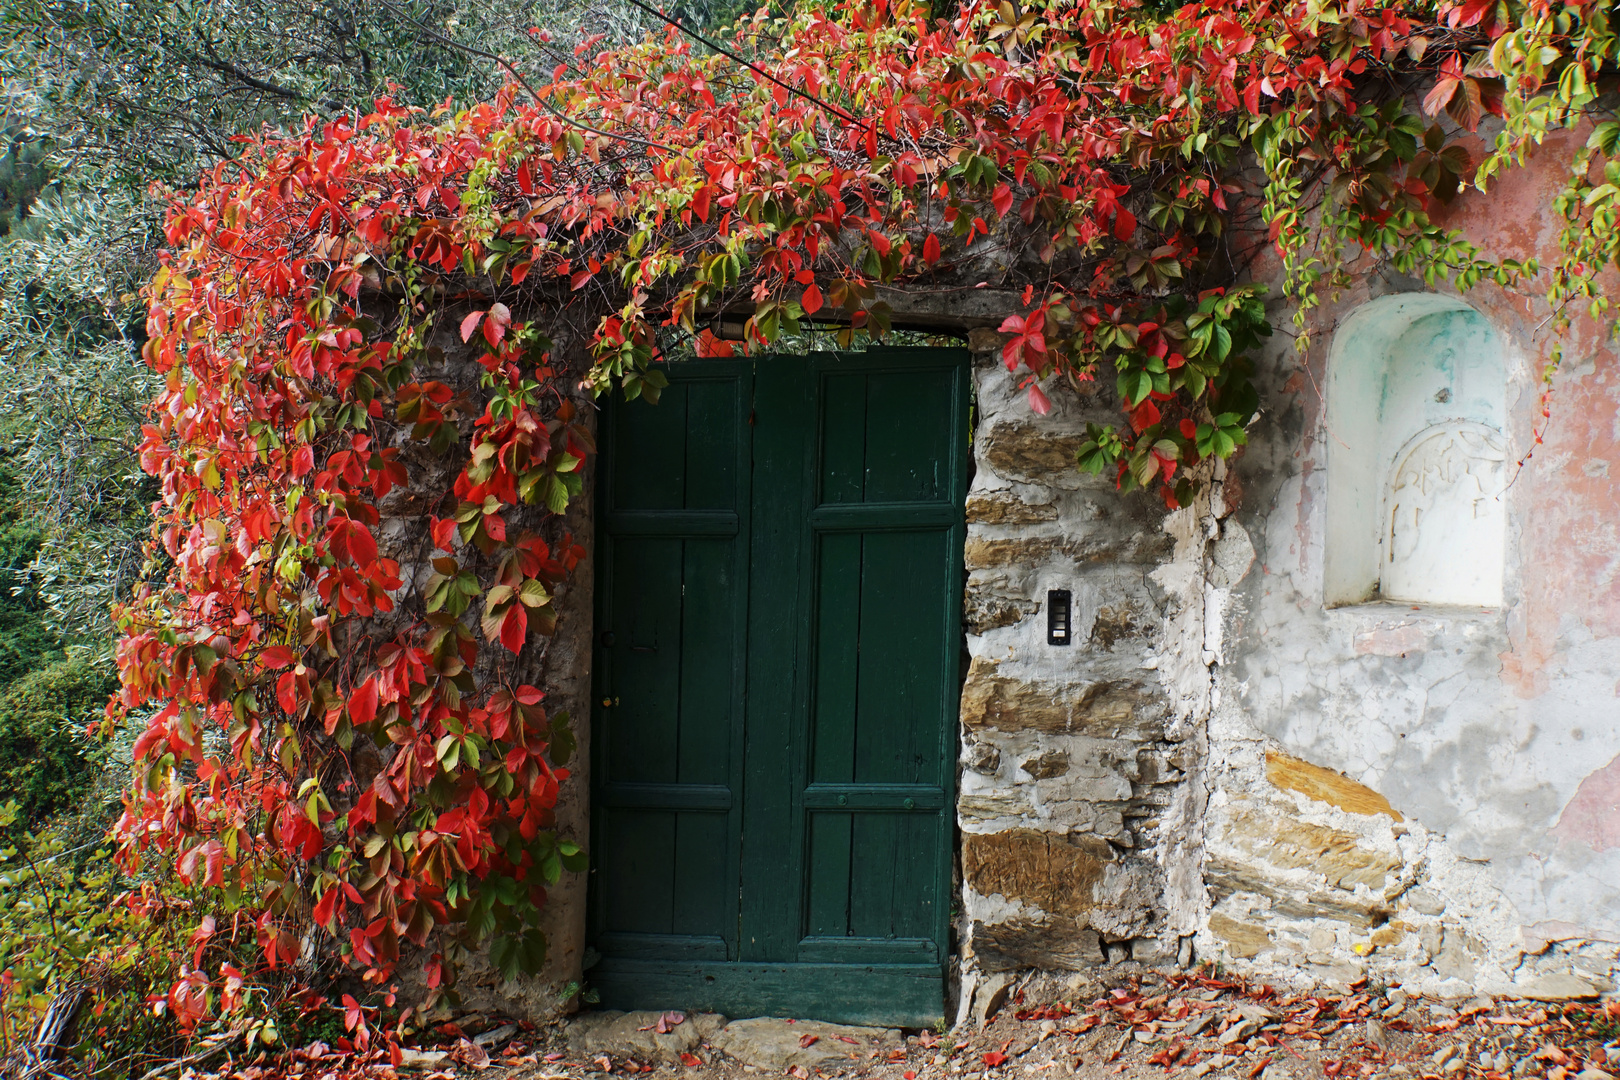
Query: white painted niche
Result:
<box><xmin>1323</xmin><ymin>295</ymin><xmax>1508</xmax><ymax>608</ymax></box>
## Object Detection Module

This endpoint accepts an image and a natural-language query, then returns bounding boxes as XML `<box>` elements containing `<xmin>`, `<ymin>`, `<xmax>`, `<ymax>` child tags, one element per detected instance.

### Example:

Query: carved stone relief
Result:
<box><xmin>1382</xmin><ymin>423</ymin><xmax>1506</xmax><ymax>605</ymax></box>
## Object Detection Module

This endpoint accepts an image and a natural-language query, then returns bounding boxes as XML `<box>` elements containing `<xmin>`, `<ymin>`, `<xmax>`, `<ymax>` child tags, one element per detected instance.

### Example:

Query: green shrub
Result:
<box><xmin>0</xmin><ymin>451</ymin><xmax>115</xmax><ymax>825</ymax></box>
<box><xmin>0</xmin><ymin>657</ymin><xmax>114</xmax><ymax>822</ymax></box>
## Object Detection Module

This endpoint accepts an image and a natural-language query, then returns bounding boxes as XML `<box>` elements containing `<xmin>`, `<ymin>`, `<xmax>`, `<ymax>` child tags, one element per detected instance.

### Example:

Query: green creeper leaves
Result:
<box><xmin>1071</xmin><ymin>286</ymin><xmax>1269</xmax><ymax>505</ymax></box>
<box><xmin>1195</xmin><ymin>414</ymin><xmax>1249</xmax><ymax>459</ymax></box>
<box><xmin>425</xmin><ymin>557</ymin><xmax>481</xmax><ymax>618</ymax></box>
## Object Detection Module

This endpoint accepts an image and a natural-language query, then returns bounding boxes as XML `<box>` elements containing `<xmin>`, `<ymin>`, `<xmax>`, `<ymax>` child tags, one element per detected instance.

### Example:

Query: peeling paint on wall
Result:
<box><xmin>1552</xmin><ymin>753</ymin><xmax>1620</xmax><ymax>853</ymax></box>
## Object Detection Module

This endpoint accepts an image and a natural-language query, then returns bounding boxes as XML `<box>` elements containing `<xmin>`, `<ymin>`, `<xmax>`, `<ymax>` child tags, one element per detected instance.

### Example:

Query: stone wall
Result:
<box><xmin>956</xmin><ymin>331</ymin><xmax>1205</xmax><ymax>976</ymax></box>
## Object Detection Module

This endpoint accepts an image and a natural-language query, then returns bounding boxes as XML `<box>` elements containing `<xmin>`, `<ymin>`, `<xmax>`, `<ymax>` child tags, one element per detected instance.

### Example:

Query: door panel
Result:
<box><xmin>591</xmin><ymin>350</ymin><xmax>967</xmax><ymax>1026</ymax></box>
<box><xmin>592</xmin><ymin>366</ymin><xmax>751</xmax><ymax>966</ymax></box>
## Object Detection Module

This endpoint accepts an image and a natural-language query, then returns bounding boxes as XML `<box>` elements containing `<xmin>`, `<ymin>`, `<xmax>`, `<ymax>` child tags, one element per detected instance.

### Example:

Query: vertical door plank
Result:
<box><xmin>738</xmin><ymin>359</ymin><xmax>815</xmax><ymax>963</ymax></box>
<box><xmin>820</xmin><ymin>374</ymin><xmax>869</xmax><ymax>503</ymax></box>
<box><xmin>672</xmin><ymin>811</ymin><xmax>733</xmax><ymax>941</ymax></box>
<box><xmin>854</xmin><ymin>529</ymin><xmax>948</xmax><ymax>785</ymax></box>
<box><xmin>607</xmin><ymin>537</ymin><xmax>682</xmax><ymax>785</ymax></box>
<box><xmin>848</xmin><ymin>811</ymin><xmax>901</xmax><ymax>938</ymax></box>
<box><xmin>810</xmin><ymin>532</ymin><xmax>862</xmax><ymax>785</ymax></box>
<box><xmin>804</xmin><ymin>811</ymin><xmax>854</xmax><ymax>937</ymax></box>
<box><xmin>678</xmin><ymin>539</ymin><xmax>737</xmax><ymax>786</ymax></box>
<box><xmin>682</xmin><ymin>379</ymin><xmax>740</xmax><ymax>509</ymax></box>
<box><xmin>861</xmin><ymin>371</ymin><xmax>953</xmax><ymax>502</ymax></box>
<box><xmin>613</xmin><ymin>383</ymin><xmax>690</xmax><ymax>510</ymax></box>
<box><xmin>603</xmin><ymin>809</ymin><xmax>678</xmax><ymax>934</ymax></box>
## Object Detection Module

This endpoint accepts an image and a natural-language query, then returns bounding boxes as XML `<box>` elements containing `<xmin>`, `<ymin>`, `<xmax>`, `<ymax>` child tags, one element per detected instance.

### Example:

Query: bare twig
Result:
<box><xmin>380</xmin><ymin>1</ymin><xmax>686</xmax><ymax>155</ymax></box>
<box><xmin>617</xmin><ymin>0</ymin><xmax>866</xmax><ymax>126</ymax></box>
<box><xmin>135</xmin><ymin>1036</ymin><xmax>234</xmax><ymax>1080</ymax></box>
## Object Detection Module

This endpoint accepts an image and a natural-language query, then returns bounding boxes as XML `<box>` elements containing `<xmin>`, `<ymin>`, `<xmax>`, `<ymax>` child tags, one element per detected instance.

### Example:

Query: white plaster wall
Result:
<box><xmin>1212</xmin><ymin>277</ymin><xmax>1620</xmax><ymax>996</ymax></box>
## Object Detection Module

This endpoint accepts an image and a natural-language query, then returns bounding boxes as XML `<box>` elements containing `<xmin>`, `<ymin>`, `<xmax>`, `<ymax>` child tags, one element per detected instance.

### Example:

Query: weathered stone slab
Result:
<box><xmin>710</xmin><ymin>1018</ymin><xmax>898</xmax><ymax>1069</ymax></box>
<box><xmin>1089</xmin><ymin>604</ymin><xmax>1145</xmax><ymax>648</ymax></box>
<box><xmin>971</xmin><ymin>914</ymin><xmax>1105</xmax><ymax>971</ymax></box>
<box><xmin>1221</xmin><ymin>807</ymin><xmax>1403</xmax><ymax>892</ymax></box>
<box><xmin>1020</xmin><ymin>750</ymin><xmax>1071</xmax><ymax>779</ymax></box>
<box><xmin>961</xmin><ymin>828</ymin><xmax>1113</xmax><ymax>917</ymax></box>
<box><xmin>963</xmin><ymin>582</ymin><xmax>1040</xmax><ymax>634</ymax></box>
<box><xmin>963</xmin><ymin>741</ymin><xmax>1001</xmax><ymax>774</ymax></box>
<box><xmin>1266</xmin><ymin>751</ymin><xmax>1404</xmax><ymax>822</ymax></box>
<box><xmin>1518</xmin><ymin>973</ymin><xmax>1601</xmax><ymax>1000</ymax></box>
<box><xmin>566</xmin><ymin>1011</ymin><xmax>726</xmax><ymax>1062</ymax></box>
<box><xmin>1208</xmin><ymin>912</ymin><xmax>1273</xmax><ymax>959</ymax></box>
<box><xmin>958</xmin><ymin>786</ymin><xmax>1033</xmax><ymax>822</ymax></box>
<box><xmin>966</xmin><ymin>490</ymin><xmax>1059</xmax><ymax>524</ymax></box>
<box><xmin>964</xmin><ymin>536</ymin><xmax>1062</xmax><ymax>570</ymax></box>
<box><xmin>980</xmin><ymin>422</ymin><xmax>1094</xmax><ymax>484</ymax></box>
<box><xmin>959</xmin><ymin>658</ymin><xmax>1164</xmax><ymax>739</ymax></box>
<box><xmin>962</xmin><ymin>533</ymin><xmax>1167</xmax><ymax>570</ymax></box>
<box><xmin>1204</xmin><ymin>864</ymin><xmax>1393</xmax><ymax>927</ymax></box>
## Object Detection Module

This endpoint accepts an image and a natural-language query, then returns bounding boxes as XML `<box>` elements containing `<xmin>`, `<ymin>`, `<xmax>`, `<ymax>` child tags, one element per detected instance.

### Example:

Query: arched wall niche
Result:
<box><xmin>1323</xmin><ymin>294</ymin><xmax>1508</xmax><ymax>608</ymax></box>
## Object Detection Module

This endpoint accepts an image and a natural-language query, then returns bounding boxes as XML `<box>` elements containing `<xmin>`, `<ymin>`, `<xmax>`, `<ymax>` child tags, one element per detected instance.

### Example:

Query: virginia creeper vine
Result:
<box><xmin>117</xmin><ymin>0</ymin><xmax>1620</xmax><ymax>1027</ymax></box>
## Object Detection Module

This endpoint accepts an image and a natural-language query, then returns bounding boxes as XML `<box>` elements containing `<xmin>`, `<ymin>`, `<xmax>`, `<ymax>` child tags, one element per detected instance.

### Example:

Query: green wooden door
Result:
<box><xmin>590</xmin><ymin>349</ymin><xmax>968</xmax><ymax>1027</ymax></box>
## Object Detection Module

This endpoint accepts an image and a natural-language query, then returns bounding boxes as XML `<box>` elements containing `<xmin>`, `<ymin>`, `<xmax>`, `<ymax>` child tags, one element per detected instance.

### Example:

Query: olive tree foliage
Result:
<box><xmin>0</xmin><ymin>0</ymin><xmax>728</xmax><ymax>645</ymax></box>
<box><xmin>0</xmin><ymin>188</ymin><xmax>155</xmax><ymax>640</ymax></box>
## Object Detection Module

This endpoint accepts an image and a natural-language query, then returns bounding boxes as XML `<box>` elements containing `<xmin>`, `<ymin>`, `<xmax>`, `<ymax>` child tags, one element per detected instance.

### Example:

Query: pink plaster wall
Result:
<box><xmin>1553</xmin><ymin>752</ymin><xmax>1620</xmax><ymax>853</ymax></box>
<box><xmin>1429</xmin><ymin>130</ymin><xmax>1620</xmax><ymax>700</ymax></box>
<box><xmin>1238</xmin><ymin>122</ymin><xmax>1620</xmax><ymax>866</ymax></box>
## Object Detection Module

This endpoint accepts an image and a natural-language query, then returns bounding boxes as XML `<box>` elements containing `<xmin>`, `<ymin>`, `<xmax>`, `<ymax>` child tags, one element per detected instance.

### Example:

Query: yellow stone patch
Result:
<box><xmin>1208</xmin><ymin>912</ymin><xmax>1272</xmax><ymax>959</ymax></box>
<box><xmin>1265</xmin><ymin>750</ymin><xmax>1404</xmax><ymax>822</ymax></box>
<box><xmin>1369</xmin><ymin>920</ymin><xmax>1408</xmax><ymax>949</ymax></box>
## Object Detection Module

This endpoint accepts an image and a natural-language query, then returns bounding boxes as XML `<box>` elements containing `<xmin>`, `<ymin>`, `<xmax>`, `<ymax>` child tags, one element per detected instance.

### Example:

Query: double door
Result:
<box><xmin>589</xmin><ymin>349</ymin><xmax>969</xmax><ymax>1026</ymax></box>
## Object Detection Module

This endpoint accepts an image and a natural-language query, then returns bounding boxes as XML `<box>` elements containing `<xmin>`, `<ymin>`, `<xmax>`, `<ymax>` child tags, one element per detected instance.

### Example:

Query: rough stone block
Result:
<box><xmin>964</xmin><ymin>741</ymin><xmax>1002</xmax><ymax>774</ymax></box>
<box><xmin>1020</xmin><ymin>750</ymin><xmax>1071</xmax><ymax>779</ymax></box>
<box><xmin>964</xmin><ymin>536</ymin><xmax>1062</xmax><ymax>570</ymax></box>
<box><xmin>567</xmin><ymin>1011</ymin><xmax>724</xmax><ymax>1062</ymax></box>
<box><xmin>973</xmin><ymin>972</ymin><xmax>1014</xmax><ymax>1024</ymax></box>
<box><xmin>963</xmin><ymin>582</ymin><xmax>1040</xmax><ymax>634</ymax></box>
<box><xmin>1204</xmin><ymin>864</ymin><xmax>1393</xmax><ymax>927</ymax></box>
<box><xmin>1208</xmin><ymin>912</ymin><xmax>1272</xmax><ymax>959</ymax></box>
<box><xmin>1370</xmin><ymin>921</ymin><xmax>1408</xmax><ymax>949</ymax></box>
<box><xmin>962</xmin><ymin>531</ymin><xmax>1166</xmax><ymax>569</ymax></box>
<box><xmin>1265</xmin><ymin>751</ymin><xmax>1404</xmax><ymax>821</ymax></box>
<box><xmin>970</xmin><ymin>915</ymin><xmax>1105</xmax><ymax>971</ymax></box>
<box><xmin>1404</xmin><ymin>889</ymin><xmax>1446</xmax><ymax>916</ymax></box>
<box><xmin>1432</xmin><ymin>929</ymin><xmax>1479</xmax><ymax>982</ymax></box>
<box><xmin>980</xmin><ymin>422</ymin><xmax>1096</xmax><ymax>485</ymax></box>
<box><xmin>1220</xmin><ymin>806</ymin><xmax>1404</xmax><ymax>892</ymax></box>
<box><xmin>961</xmin><ymin>828</ymin><xmax>1113</xmax><ymax>918</ymax></box>
<box><xmin>959</xmin><ymin>658</ymin><xmax>1164</xmax><ymax>739</ymax></box>
<box><xmin>1089</xmin><ymin>604</ymin><xmax>1145</xmax><ymax>648</ymax></box>
<box><xmin>1517</xmin><ymin>973</ymin><xmax>1601</xmax><ymax>1000</ymax></box>
<box><xmin>967</xmin><ymin>490</ymin><xmax>1059</xmax><ymax>524</ymax></box>
<box><xmin>967</xmin><ymin>327</ymin><xmax>1006</xmax><ymax>354</ymax></box>
<box><xmin>958</xmin><ymin>787</ymin><xmax>1033</xmax><ymax>824</ymax></box>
